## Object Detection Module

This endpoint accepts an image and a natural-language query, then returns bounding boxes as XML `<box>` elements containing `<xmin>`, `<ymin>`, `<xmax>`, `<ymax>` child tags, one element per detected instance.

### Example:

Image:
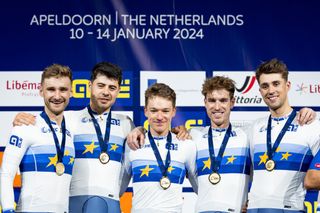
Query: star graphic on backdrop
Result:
<box><xmin>140</xmin><ymin>165</ymin><xmax>154</xmax><ymax>178</ymax></box>
<box><xmin>226</xmin><ymin>155</ymin><xmax>237</xmax><ymax>164</ymax></box>
<box><xmin>258</xmin><ymin>152</ymin><xmax>268</xmax><ymax>165</ymax></box>
<box><xmin>281</xmin><ymin>152</ymin><xmax>292</xmax><ymax>160</ymax></box>
<box><xmin>202</xmin><ymin>158</ymin><xmax>211</xmax><ymax>171</ymax></box>
<box><xmin>82</xmin><ymin>140</ymin><xmax>98</xmax><ymax>154</ymax></box>
<box><xmin>109</xmin><ymin>144</ymin><xmax>119</xmax><ymax>151</ymax></box>
<box><xmin>64</xmin><ymin>150</ymin><xmax>70</xmax><ymax>156</ymax></box>
<box><xmin>167</xmin><ymin>166</ymin><xmax>175</xmax><ymax>173</ymax></box>
<box><xmin>47</xmin><ymin>154</ymin><xmax>58</xmax><ymax>167</ymax></box>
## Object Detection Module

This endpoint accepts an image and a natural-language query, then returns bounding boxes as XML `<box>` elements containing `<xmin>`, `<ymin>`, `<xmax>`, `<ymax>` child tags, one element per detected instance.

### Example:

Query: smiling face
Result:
<box><xmin>144</xmin><ymin>96</ymin><xmax>176</xmax><ymax>137</ymax></box>
<box><xmin>89</xmin><ymin>74</ymin><xmax>120</xmax><ymax>114</ymax></box>
<box><xmin>204</xmin><ymin>89</ymin><xmax>234</xmax><ymax>128</ymax></box>
<box><xmin>40</xmin><ymin>76</ymin><xmax>72</xmax><ymax>117</ymax></box>
<box><xmin>258</xmin><ymin>73</ymin><xmax>291</xmax><ymax>115</ymax></box>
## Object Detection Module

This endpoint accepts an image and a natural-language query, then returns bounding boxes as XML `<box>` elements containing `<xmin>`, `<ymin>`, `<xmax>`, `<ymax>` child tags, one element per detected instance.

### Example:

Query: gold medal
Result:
<box><xmin>208</xmin><ymin>172</ymin><xmax>221</xmax><ymax>184</ymax></box>
<box><xmin>160</xmin><ymin>176</ymin><xmax>171</xmax><ymax>190</ymax></box>
<box><xmin>99</xmin><ymin>152</ymin><xmax>110</xmax><ymax>164</ymax></box>
<box><xmin>55</xmin><ymin>162</ymin><xmax>65</xmax><ymax>176</ymax></box>
<box><xmin>265</xmin><ymin>159</ymin><xmax>276</xmax><ymax>171</ymax></box>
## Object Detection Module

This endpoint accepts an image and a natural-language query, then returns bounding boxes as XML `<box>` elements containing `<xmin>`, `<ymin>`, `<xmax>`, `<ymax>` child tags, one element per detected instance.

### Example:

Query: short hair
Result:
<box><xmin>145</xmin><ymin>83</ymin><xmax>176</xmax><ymax>107</ymax></box>
<box><xmin>202</xmin><ymin>76</ymin><xmax>235</xmax><ymax>99</ymax></box>
<box><xmin>90</xmin><ymin>62</ymin><xmax>122</xmax><ymax>85</ymax></box>
<box><xmin>256</xmin><ymin>58</ymin><xmax>288</xmax><ymax>83</ymax></box>
<box><xmin>41</xmin><ymin>64</ymin><xmax>72</xmax><ymax>84</ymax></box>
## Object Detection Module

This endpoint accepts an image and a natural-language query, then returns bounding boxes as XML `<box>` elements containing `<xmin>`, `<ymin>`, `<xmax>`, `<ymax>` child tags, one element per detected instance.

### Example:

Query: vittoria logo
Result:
<box><xmin>235</xmin><ymin>76</ymin><xmax>256</xmax><ymax>94</ymax></box>
<box><xmin>234</xmin><ymin>75</ymin><xmax>262</xmax><ymax>104</ymax></box>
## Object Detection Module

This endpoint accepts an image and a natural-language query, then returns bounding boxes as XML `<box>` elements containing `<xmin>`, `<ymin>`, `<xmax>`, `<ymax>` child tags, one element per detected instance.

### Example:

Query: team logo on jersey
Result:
<box><xmin>9</xmin><ymin>135</ymin><xmax>22</xmax><ymax>148</ymax></box>
<box><xmin>81</xmin><ymin>117</ymin><xmax>120</xmax><ymax>126</ymax></box>
<box><xmin>41</xmin><ymin>127</ymin><xmax>71</xmax><ymax>136</ymax></box>
<box><xmin>259</xmin><ymin>124</ymin><xmax>298</xmax><ymax>132</ymax></box>
<box><xmin>315</xmin><ymin>163</ymin><xmax>320</xmax><ymax>169</ymax></box>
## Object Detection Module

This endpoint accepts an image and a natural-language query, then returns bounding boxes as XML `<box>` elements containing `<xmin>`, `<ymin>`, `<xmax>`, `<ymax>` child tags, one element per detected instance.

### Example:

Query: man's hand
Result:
<box><xmin>297</xmin><ymin>107</ymin><xmax>316</xmax><ymax>126</ymax></box>
<box><xmin>171</xmin><ymin>125</ymin><xmax>191</xmax><ymax>140</ymax></box>
<box><xmin>126</xmin><ymin>127</ymin><xmax>146</xmax><ymax>150</ymax></box>
<box><xmin>13</xmin><ymin>112</ymin><xmax>36</xmax><ymax>126</ymax></box>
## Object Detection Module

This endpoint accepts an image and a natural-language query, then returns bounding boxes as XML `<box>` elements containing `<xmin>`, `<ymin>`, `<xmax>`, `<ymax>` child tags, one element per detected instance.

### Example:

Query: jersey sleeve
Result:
<box><xmin>185</xmin><ymin>140</ymin><xmax>198</xmax><ymax>194</ymax></box>
<box><xmin>122</xmin><ymin>115</ymin><xmax>135</xmax><ymax>137</ymax></box>
<box><xmin>309</xmin><ymin>150</ymin><xmax>320</xmax><ymax>170</ymax></box>
<box><xmin>0</xmin><ymin>126</ymin><xmax>32</xmax><ymax>211</ymax></box>
<box><xmin>119</xmin><ymin>142</ymin><xmax>132</xmax><ymax>196</ymax></box>
<box><xmin>306</xmin><ymin>120</ymin><xmax>320</xmax><ymax>156</ymax></box>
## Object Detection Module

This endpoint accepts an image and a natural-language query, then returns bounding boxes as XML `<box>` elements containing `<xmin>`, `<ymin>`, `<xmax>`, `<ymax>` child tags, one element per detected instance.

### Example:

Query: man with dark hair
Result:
<box><xmin>0</xmin><ymin>64</ymin><xmax>74</xmax><ymax>212</ymax></box>
<box><xmin>120</xmin><ymin>83</ymin><xmax>197</xmax><ymax>213</ymax></box>
<box><xmin>127</xmin><ymin>70</ymin><xmax>317</xmax><ymax>212</ymax></box>
<box><xmin>66</xmin><ymin>62</ymin><xmax>134</xmax><ymax>212</ymax></box>
<box><xmin>247</xmin><ymin>58</ymin><xmax>320</xmax><ymax>212</ymax></box>
<box><xmin>12</xmin><ymin>62</ymin><xmax>134</xmax><ymax>213</ymax></box>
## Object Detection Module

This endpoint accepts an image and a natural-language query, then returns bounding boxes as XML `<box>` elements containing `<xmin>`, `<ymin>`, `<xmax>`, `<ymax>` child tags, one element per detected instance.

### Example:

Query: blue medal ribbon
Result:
<box><xmin>266</xmin><ymin>110</ymin><xmax>296</xmax><ymax>160</ymax></box>
<box><xmin>208</xmin><ymin>124</ymin><xmax>232</xmax><ymax>172</ymax></box>
<box><xmin>40</xmin><ymin>111</ymin><xmax>66</xmax><ymax>163</ymax></box>
<box><xmin>87</xmin><ymin>106</ymin><xmax>112</xmax><ymax>154</ymax></box>
<box><xmin>148</xmin><ymin>130</ymin><xmax>172</xmax><ymax>177</ymax></box>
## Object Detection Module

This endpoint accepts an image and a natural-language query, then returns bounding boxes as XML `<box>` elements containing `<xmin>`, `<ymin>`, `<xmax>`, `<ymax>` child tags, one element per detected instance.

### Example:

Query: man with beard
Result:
<box><xmin>12</xmin><ymin>62</ymin><xmax>134</xmax><ymax>213</ymax></box>
<box><xmin>0</xmin><ymin>64</ymin><xmax>74</xmax><ymax>212</ymax></box>
<box><xmin>12</xmin><ymin>62</ymin><xmax>188</xmax><ymax>213</ymax></box>
<box><xmin>247</xmin><ymin>58</ymin><xmax>320</xmax><ymax>212</ymax></box>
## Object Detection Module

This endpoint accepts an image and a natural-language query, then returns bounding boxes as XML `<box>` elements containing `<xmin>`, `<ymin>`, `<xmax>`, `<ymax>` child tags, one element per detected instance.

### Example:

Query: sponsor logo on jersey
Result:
<box><xmin>9</xmin><ymin>135</ymin><xmax>22</xmax><ymax>148</ymax></box>
<box><xmin>41</xmin><ymin>127</ymin><xmax>72</xmax><ymax>136</ymax></box>
<box><xmin>81</xmin><ymin>117</ymin><xmax>121</xmax><ymax>126</ymax></box>
<box><xmin>259</xmin><ymin>124</ymin><xmax>298</xmax><ymax>132</ymax></box>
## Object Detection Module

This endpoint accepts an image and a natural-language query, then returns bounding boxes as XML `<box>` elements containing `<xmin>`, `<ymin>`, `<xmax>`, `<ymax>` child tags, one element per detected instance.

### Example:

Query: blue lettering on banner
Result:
<box><xmin>9</xmin><ymin>135</ymin><xmax>22</xmax><ymax>148</ymax></box>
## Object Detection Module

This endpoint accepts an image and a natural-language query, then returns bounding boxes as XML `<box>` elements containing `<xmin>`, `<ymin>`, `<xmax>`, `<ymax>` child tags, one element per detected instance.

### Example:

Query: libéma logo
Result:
<box><xmin>296</xmin><ymin>83</ymin><xmax>320</xmax><ymax>95</ymax></box>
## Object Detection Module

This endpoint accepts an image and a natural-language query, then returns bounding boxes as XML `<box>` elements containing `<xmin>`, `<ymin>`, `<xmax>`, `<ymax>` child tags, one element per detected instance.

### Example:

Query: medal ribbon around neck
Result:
<box><xmin>266</xmin><ymin>110</ymin><xmax>296</xmax><ymax>160</ymax></box>
<box><xmin>208</xmin><ymin>124</ymin><xmax>232</xmax><ymax>172</ymax></box>
<box><xmin>41</xmin><ymin>111</ymin><xmax>66</xmax><ymax>164</ymax></box>
<box><xmin>87</xmin><ymin>106</ymin><xmax>112</xmax><ymax>155</ymax></box>
<box><xmin>148</xmin><ymin>130</ymin><xmax>172</xmax><ymax>178</ymax></box>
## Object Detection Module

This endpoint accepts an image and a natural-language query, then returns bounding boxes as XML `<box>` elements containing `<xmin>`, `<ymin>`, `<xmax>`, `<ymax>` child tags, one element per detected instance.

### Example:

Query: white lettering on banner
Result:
<box><xmin>29</xmin><ymin>12</ymin><xmax>244</xmax><ymax>41</ymax></box>
<box><xmin>30</xmin><ymin>14</ymin><xmax>112</xmax><ymax>26</ymax></box>
<box><xmin>140</xmin><ymin>71</ymin><xmax>206</xmax><ymax>107</ymax></box>
<box><xmin>149</xmin><ymin>14</ymin><xmax>244</xmax><ymax>26</ymax></box>
<box><xmin>110</xmin><ymin>28</ymin><xmax>170</xmax><ymax>42</ymax></box>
